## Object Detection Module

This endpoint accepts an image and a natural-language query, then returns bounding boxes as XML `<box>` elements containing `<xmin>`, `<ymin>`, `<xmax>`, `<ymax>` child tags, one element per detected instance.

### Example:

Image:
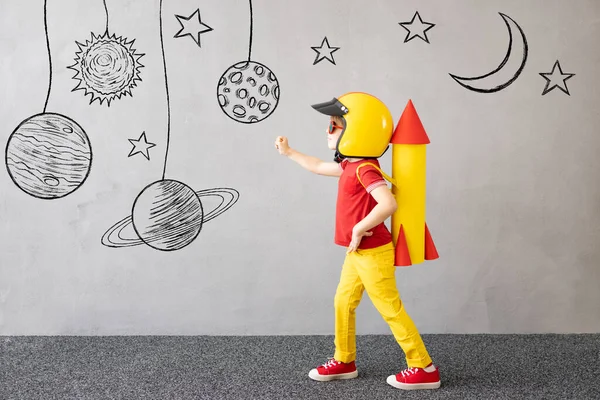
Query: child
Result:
<box><xmin>274</xmin><ymin>93</ymin><xmax>441</xmax><ymax>390</ymax></box>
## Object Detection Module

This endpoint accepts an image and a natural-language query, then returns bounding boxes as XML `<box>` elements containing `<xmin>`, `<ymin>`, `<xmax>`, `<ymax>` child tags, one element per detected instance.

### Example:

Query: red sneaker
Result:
<box><xmin>308</xmin><ymin>358</ymin><xmax>358</xmax><ymax>381</ymax></box>
<box><xmin>386</xmin><ymin>363</ymin><xmax>441</xmax><ymax>390</ymax></box>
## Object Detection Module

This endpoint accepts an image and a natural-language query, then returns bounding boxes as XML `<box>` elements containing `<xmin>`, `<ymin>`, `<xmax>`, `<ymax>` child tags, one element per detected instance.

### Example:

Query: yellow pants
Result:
<box><xmin>333</xmin><ymin>242</ymin><xmax>433</xmax><ymax>368</ymax></box>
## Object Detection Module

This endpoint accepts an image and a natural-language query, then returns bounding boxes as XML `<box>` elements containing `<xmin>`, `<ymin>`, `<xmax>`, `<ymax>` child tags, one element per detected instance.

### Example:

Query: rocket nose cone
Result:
<box><xmin>391</xmin><ymin>100</ymin><xmax>431</xmax><ymax>145</ymax></box>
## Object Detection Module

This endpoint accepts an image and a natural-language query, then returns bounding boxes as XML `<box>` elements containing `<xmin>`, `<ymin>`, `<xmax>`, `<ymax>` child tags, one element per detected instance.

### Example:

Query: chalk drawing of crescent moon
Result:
<box><xmin>449</xmin><ymin>13</ymin><xmax>528</xmax><ymax>93</ymax></box>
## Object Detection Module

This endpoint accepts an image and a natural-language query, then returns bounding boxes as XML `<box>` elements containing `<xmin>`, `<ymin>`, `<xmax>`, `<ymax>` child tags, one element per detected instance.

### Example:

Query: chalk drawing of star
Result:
<box><xmin>399</xmin><ymin>11</ymin><xmax>436</xmax><ymax>43</ymax></box>
<box><xmin>539</xmin><ymin>60</ymin><xmax>575</xmax><ymax>96</ymax></box>
<box><xmin>311</xmin><ymin>37</ymin><xmax>340</xmax><ymax>65</ymax></box>
<box><xmin>128</xmin><ymin>132</ymin><xmax>156</xmax><ymax>160</ymax></box>
<box><xmin>174</xmin><ymin>9</ymin><xmax>213</xmax><ymax>48</ymax></box>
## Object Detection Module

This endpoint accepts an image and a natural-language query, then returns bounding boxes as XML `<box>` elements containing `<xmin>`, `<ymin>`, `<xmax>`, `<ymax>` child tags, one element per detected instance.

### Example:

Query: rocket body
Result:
<box><xmin>390</xmin><ymin>100</ymin><xmax>438</xmax><ymax>266</ymax></box>
<box><xmin>391</xmin><ymin>145</ymin><xmax>427</xmax><ymax>265</ymax></box>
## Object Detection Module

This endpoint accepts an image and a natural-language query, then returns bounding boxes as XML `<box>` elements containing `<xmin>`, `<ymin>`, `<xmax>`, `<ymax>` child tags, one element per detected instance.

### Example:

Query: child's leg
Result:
<box><xmin>333</xmin><ymin>254</ymin><xmax>365</xmax><ymax>363</ymax></box>
<box><xmin>353</xmin><ymin>243</ymin><xmax>432</xmax><ymax>368</ymax></box>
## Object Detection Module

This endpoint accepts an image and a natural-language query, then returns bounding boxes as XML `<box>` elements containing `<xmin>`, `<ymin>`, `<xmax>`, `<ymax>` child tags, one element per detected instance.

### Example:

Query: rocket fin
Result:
<box><xmin>395</xmin><ymin>225</ymin><xmax>412</xmax><ymax>266</ymax></box>
<box><xmin>424</xmin><ymin>223</ymin><xmax>439</xmax><ymax>260</ymax></box>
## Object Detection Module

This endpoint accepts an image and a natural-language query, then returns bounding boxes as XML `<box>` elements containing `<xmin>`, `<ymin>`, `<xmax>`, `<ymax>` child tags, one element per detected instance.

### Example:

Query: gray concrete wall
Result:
<box><xmin>1</xmin><ymin>0</ymin><xmax>599</xmax><ymax>335</ymax></box>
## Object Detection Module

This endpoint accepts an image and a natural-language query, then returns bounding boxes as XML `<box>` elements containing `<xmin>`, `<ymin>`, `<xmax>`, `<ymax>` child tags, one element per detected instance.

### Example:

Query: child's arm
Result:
<box><xmin>275</xmin><ymin>136</ymin><xmax>342</xmax><ymax>177</ymax></box>
<box><xmin>355</xmin><ymin>186</ymin><xmax>397</xmax><ymax>232</ymax></box>
<box><xmin>348</xmin><ymin>186</ymin><xmax>397</xmax><ymax>252</ymax></box>
<box><xmin>286</xmin><ymin>149</ymin><xmax>341</xmax><ymax>176</ymax></box>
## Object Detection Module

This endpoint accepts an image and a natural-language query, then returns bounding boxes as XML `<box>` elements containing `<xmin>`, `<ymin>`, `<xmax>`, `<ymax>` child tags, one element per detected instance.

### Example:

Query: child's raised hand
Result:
<box><xmin>275</xmin><ymin>136</ymin><xmax>291</xmax><ymax>156</ymax></box>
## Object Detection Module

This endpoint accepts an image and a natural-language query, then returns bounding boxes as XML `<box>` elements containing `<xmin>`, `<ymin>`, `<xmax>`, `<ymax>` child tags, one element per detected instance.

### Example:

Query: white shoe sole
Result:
<box><xmin>386</xmin><ymin>375</ymin><xmax>441</xmax><ymax>390</ymax></box>
<box><xmin>308</xmin><ymin>368</ymin><xmax>358</xmax><ymax>381</ymax></box>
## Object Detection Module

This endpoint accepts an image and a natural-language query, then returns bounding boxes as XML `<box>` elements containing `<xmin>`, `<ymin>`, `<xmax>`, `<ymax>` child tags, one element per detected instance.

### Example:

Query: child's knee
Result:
<box><xmin>368</xmin><ymin>291</ymin><xmax>405</xmax><ymax>318</ymax></box>
<box><xmin>334</xmin><ymin>291</ymin><xmax>361</xmax><ymax>311</ymax></box>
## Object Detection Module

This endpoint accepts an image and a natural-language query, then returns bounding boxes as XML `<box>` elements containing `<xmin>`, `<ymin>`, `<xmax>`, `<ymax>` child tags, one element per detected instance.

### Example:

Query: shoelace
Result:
<box><xmin>400</xmin><ymin>367</ymin><xmax>419</xmax><ymax>377</ymax></box>
<box><xmin>322</xmin><ymin>358</ymin><xmax>340</xmax><ymax>369</ymax></box>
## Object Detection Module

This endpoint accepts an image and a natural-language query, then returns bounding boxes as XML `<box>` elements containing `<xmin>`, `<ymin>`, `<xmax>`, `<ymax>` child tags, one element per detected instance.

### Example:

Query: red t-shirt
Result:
<box><xmin>335</xmin><ymin>159</ymin><xmax>393</xmax><ymax>249</ymax></box>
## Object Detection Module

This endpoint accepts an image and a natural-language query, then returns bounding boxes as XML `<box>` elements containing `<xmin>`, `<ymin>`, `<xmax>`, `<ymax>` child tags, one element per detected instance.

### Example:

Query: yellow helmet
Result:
<box><xmin>311</xmin><ymin>92</ymin><xmax>394</xmax><ymax>159</ymax></box>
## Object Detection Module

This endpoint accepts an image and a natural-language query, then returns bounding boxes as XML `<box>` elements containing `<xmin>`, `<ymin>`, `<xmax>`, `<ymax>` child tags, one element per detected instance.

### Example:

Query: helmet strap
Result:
<box><xmin>333</xmin><ymin>151</ymin><xmax>345</xmax><ymax>163</ymax></box>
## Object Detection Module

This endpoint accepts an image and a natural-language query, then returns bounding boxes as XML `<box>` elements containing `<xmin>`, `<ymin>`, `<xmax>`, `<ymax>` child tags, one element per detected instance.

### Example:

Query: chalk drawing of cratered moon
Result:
<box><xmin>217</xmin><ymin>0</ymin><xmax>280</xmax><ymax>124</ymax></box>
<box><xmin>5</xmin><ymin>113</ymin><xmax>92</xmax><ymax>199</ymax></box>
<box><xmin>449</xmin><ymin>13</ymin><xmax>528</xmax><ymax>93</ymax></box>
<box><xmin>217</xmin><ymin>61</ymin><xmax>280</xmax><ymax>123</ymax></box>
<box><xmin>101</xmin><ymin>180</ymin><xmax>239</xmax><ymax>251</ymax></box>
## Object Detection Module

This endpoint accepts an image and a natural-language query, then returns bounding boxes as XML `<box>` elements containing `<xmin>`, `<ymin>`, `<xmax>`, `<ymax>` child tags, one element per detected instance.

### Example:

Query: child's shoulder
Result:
<box><xmin>356</xmin><ymin>159</ymin><xmax>382</xmax><ymax>171</ymax></box>
<box><xmin>340</xmin><ymin>159</ymin><xmax>381</xmax><ymax>171</ymax></box>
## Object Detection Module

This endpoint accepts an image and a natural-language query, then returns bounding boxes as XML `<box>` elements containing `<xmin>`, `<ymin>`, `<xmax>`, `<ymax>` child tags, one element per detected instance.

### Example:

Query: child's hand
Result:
<box><xmin>274</xmin><ymin>136</ymin><xmax>291</xmax><ymax>156</ymax></box>
<box><xmin>347</xmin><ymin>226</ymin><xmax>373</xmax><ymax>253</ymax></box>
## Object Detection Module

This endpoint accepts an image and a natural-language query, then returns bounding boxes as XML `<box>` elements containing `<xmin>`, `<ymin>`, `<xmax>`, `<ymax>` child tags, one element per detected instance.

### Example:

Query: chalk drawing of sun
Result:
<box><xmin>68</xmin><ymin>32</ymin><xmax>144</xmax><ymax>106</ymax></box>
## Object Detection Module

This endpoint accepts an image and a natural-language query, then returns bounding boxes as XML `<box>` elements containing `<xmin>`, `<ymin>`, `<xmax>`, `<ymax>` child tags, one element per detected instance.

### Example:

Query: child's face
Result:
<box><xmin>326</xmin><ymin>117</ymin><xmax>343</xmax><ymax>150</ymax></box>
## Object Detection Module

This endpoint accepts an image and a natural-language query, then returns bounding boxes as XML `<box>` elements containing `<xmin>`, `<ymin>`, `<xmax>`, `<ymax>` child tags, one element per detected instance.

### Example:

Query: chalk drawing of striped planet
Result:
<box><xmin>5</xmin><ymin>113</ymin><xmax>92</xmax><ymax>199</ymax></box>
<box><xmin>102</xmin><ymin>180</ymin><xmax>240</xmax><ymax>252</ymax></box>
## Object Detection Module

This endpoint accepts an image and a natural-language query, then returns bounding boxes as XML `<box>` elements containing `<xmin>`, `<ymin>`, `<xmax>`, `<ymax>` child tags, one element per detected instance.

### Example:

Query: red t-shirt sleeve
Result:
<box><xmin>358</xmin><ymin>165</ymin><xmax>387</xmax><ymax>193</ymax></box>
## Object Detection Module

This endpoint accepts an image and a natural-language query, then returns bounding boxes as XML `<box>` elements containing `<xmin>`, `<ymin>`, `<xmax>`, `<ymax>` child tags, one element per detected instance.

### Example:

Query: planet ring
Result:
<box><xmin>101</xmin><ymin>188</ymin><xmax>239</xmax><ymax>248</ymax></box>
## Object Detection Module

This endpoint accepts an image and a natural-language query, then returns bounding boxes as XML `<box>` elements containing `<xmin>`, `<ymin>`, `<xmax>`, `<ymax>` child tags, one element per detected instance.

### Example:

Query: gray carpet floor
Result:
<box><xmin>2</xmin><ymin>334</ymin><xmax>599</xmax><ymax>399</ymax></box>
